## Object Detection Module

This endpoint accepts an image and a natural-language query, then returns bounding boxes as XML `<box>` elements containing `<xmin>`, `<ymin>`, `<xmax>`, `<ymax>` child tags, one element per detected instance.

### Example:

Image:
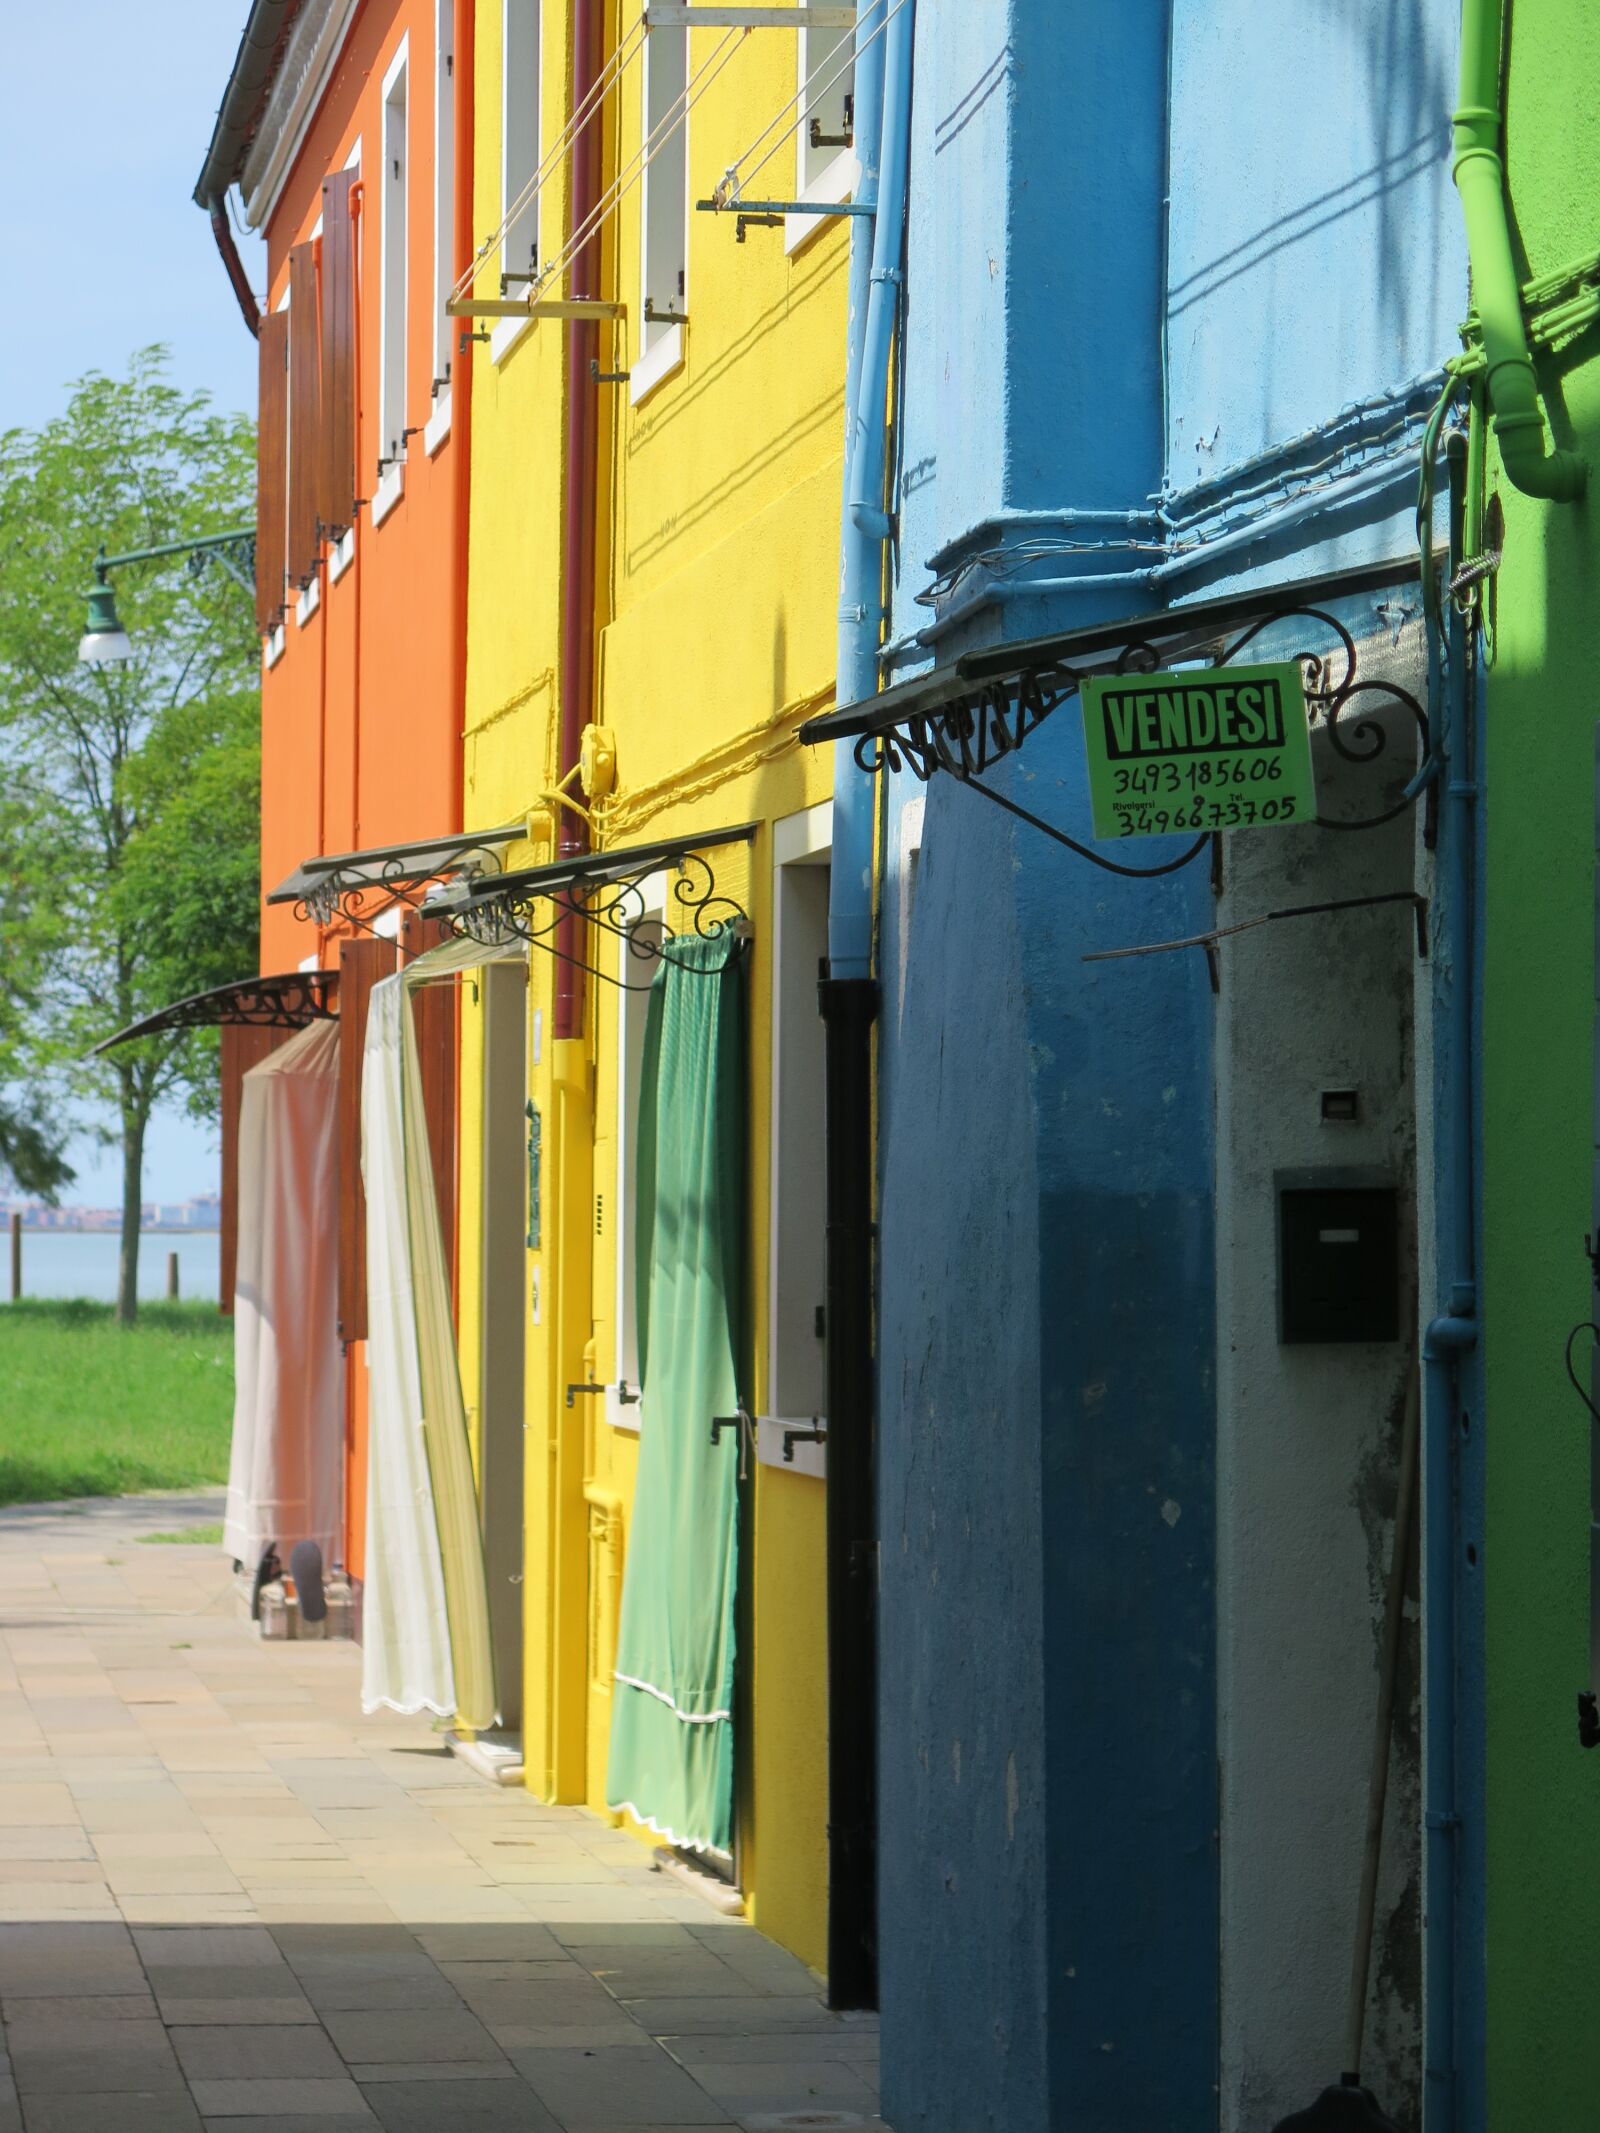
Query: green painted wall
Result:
<box><xmin>1481</xmin><ymin>3</ymin><xmax>1600</xmax><ymax>2121</ymax></box>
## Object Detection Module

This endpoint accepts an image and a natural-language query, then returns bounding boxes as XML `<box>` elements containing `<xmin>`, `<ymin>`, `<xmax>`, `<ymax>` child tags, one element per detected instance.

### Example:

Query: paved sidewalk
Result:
<box><xmin>0</xmin><ymin>1495</ymin><xmax>880</xmax><ymax>2132</ymax></box>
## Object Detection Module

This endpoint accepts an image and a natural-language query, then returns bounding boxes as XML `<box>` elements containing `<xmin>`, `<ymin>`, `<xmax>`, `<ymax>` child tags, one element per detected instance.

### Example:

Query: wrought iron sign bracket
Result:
<box><xmin>801</xmin><ymin>564</ymin><xmax>1440</xmax><ymax>886</ymax></box>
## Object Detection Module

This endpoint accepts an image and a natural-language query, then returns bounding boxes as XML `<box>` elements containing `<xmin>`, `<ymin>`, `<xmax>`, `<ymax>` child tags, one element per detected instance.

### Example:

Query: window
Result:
<box><xmin>380</xmin><ymin>46</ymin><xmax>409</xmax><ymax>473</ymax></box>
<box><xmin>795</xmin><ymin>3</ymin><xmax>856</xmax><ymax>208</ymax></box>
<box><xmin>502</xmin><ymin>0</ymin><xmax>542</xmax><ymax>283</ymax></box>
<box><xmin>432</xmin><ymin>0</ymin><xmax>456</xmax><ymax>402</ymax></box>
<box><xmin>633</xmin><ymin>18</ymin><xmax>687</xmax><ymax>399</ymax></box>
<box><xmin>607</xmin><ymin>901</ymin><xmax>665</xmax><ymax>1433</ymax></box>
<box><xmin>765</xmin><ymin>804</ymin><xmax>832</xmax><ymax>1472</ymax></box>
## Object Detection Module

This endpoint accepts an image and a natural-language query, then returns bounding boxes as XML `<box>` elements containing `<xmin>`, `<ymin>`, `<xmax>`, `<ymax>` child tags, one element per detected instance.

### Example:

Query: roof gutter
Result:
<box><xmin>192</xmin><ymin>0</ymin><xmax>304</xmax><ymax>337</ymax></box>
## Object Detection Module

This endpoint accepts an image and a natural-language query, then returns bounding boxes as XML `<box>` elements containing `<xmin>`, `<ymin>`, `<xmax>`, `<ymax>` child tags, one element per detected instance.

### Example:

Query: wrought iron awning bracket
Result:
<box><xmin>290</xmin><ymin>835</ymin><xmax>515</xmax><ymax>934</ymax></box>
<box><xmin>832</xmin><ymin>589</ymin><xmax>1436</xmax><ymax>881</ymax></box>
<box><xmin>443</xmin><ymin>836</ymin><xmax>754</xmax><ymax>990</ymax></box>
<box><xmin>88</xmin><ymin>970</ymin><xmax>337</xmax><ymax>1055</ymax></box>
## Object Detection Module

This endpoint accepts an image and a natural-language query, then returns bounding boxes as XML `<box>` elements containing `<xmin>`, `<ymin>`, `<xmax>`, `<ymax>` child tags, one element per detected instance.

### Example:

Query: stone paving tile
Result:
<box><xmin>320</xmin><ymin>2007</ymin><xmax>504</xmax><ymax>2065</ymax></box>
<box><xmin>19</xmin><ymin>2094</ymin><xmax>202</xmax><ymax>2132</ymax></box>
<box><xmin>189</xmin><ymin>2076</ymin><xmax>375</xmax><ymax>2117</ymax></box>
<box><xmin>171</xmin><ymin>2022</ymin><xmax>350</xmax><ymax>2081</ymax></box>
<box><xmin>203</xmin><ymin>2122</ymin><xmax>375</xmax><ymax>2133</ymax></box>
<box><xmin>513</xmin><ymin>2044</ymin><xmax>733</xmax><ymax>2127</ymax></box>
<box><xmin>684</xmin><ymin>2056</ymin><xmax>881</xmax><ymax>2117</ymax></box>
<box><xmin>0</xmin><ymin>1497</ymin><xmax>884</xmax><ymax>2133</ymax></box>
<box><xmin>202</xmin><ymin>2121</ymin><xmax>375</xmax><ymax>2133</ymax></box>
<box><xmin>358</xmin><ymin>2077</ymin><xmax>560</xmax><ymax>2131</ymax></box>
<box><xmin>617</xmin><ymin>1995</ymin><xmax>838</xmax><ymax>2036</ymax></box>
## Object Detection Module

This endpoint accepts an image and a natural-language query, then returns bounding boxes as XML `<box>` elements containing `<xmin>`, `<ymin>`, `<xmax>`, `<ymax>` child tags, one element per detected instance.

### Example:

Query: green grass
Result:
<box><xmin>0</xmin><ymin>1300</ymin><xmax>233</xmax><ymax>1507</ymax></box>
<box><xmin>139</xmin><ymin>1523</ymin><xmax>225</xmax><ymax>1546</ymax></box>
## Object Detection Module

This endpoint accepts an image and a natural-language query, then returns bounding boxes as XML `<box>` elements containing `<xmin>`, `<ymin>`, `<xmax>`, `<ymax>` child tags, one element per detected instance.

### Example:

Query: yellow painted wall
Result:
<box><xmin>459</xmin><ymin>0</ymin><xmax>848</xmax><ymax>1976</ymax></box>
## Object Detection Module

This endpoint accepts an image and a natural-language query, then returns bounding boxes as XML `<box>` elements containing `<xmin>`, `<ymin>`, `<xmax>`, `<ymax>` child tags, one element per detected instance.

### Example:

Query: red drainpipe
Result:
<box><xmin>556</xmin><ymin>0</ymin><xmax>600</xmax><ymax>1041</ymax></box>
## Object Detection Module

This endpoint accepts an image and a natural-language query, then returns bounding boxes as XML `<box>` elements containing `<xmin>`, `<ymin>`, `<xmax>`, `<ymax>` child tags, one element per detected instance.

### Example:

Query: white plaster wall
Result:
<box><xmin>1216</xmin><ymin>620</ymin><xmax>1430</xmax><ymax>2131</ymax></box>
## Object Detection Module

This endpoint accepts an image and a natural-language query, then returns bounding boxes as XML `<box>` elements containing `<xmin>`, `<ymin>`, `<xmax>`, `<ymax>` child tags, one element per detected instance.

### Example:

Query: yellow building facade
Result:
<box><xmin>455</xmin><ymin>0</ymin><xmax>856</xmax><ymax>1972</ymax></box>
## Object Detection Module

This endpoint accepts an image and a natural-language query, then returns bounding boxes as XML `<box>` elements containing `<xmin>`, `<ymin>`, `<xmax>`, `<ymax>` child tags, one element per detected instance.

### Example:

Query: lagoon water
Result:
<box><xmin>5</xmin><ymin>1231</ymin><xmax>222</xmax><ymax>1305</ymax></box>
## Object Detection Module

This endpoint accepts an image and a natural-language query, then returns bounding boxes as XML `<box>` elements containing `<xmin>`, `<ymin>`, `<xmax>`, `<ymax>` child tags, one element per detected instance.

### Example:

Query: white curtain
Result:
<box><xmin>360</xmin><ymin>975</ymin><xmax>457</xmax><ymax>1717</ymax></box>
<box><xmin>223</xmin><ymin>1018</ymin><xmax>343</xmax><ymax>1570</ymax></box>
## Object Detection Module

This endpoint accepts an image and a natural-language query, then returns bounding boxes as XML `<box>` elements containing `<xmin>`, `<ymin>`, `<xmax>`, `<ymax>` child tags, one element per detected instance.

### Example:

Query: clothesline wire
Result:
<box><xmin>714</xmin><ymin>0</ymin><xmax>906</xmax><ymax>207</ymax></box>
<box><xmin>533</xmin><ymin>24</ymin><xmax>746</xmax><ymax>300</ymax></box>
<box><xmin>452</xmin><ymin>16</ymin><xmax>649</xmax><ymax>301</ymax></box>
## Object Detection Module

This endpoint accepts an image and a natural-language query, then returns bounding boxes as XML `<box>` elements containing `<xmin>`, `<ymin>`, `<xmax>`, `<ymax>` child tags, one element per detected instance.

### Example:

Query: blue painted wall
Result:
<box><xmin>868</xmin><ymin>2</ymin><xmax>1470</xmax><ymax>2128</ymax></box>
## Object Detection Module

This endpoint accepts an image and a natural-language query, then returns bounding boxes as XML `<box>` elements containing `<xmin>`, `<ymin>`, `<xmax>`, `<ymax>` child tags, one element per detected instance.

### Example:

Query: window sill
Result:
<box><xmin>329</xmin><ymin>527</ymin><xmax>356</xmax><ymax>583</ymax></box>
<box><xmin>425</xmin><ymin>390</ymin><xmax>452</xmax><ymax>456</ymax></box>
<box><xmin>491</xmin><ymin>310</ymin><xmax>535</xmax><ymax>367</ymax></box>
<box><xmin>630</xmin><ymin>324</ymin><xmax>684</xmax><ymax>409</ymax></box>
<box><xmin>785</xmin><ymin>150</ymin><xmax>860</xmax><ymax>255</ymax></box>
<box><xmin>756</xmin><ymin>1416</ymin><xmax>827</xmax><ymax>1480</ymax></box>
<box><xmin>371</xmin><ymin>463</ymin><xmax>404</xmax><ymax>528</ymax></box>
<box><xmin>295</xmin><ymin>574</ymin><xmax>321</xmax><ymax>629</ymax></box>
<box><xmin>264</xmin><ymin>622</ymin><xmax>286</xmax><ymax>671</ymax></box>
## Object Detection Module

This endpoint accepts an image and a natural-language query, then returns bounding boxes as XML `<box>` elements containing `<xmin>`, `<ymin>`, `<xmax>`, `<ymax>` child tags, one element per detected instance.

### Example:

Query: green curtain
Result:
<box><xmin>606</xmin><ymin>933</ymin><xmax>747</xmax><ymax>1853</ymax></box>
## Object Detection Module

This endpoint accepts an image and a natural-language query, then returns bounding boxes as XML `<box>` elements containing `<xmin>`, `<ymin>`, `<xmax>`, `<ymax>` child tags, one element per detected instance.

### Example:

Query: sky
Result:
<box><xmin>3</xmin><ymin>5</ymin><xmax>267</xmax><ymax>1207</ymax></box>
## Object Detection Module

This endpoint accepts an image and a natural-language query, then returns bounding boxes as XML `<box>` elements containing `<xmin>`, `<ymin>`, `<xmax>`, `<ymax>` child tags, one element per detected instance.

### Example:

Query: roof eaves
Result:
<box><xmin>192</xmin><ymin>0</ymin><xmax>304</xmax><ymax>208</ymax></box>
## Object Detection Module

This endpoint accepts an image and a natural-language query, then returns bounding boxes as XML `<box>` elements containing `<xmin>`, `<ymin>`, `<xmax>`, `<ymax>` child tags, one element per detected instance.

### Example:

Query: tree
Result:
<box><xmin>0</xmin><ymin>786</ymin><xmax>72</xmax><ymax>1199</ymax></box>
<box><xmin>0</xmin><ymin>351</ymin><xmax>259</xmax><ymax>1320</ymax></box>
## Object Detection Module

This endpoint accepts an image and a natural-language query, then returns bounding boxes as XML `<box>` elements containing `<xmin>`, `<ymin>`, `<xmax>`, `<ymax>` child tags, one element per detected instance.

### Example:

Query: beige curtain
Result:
<box><xmin>397</xmin><ymin>934</ymin><xmax>525</xmax><ymax>1732</ymax></box>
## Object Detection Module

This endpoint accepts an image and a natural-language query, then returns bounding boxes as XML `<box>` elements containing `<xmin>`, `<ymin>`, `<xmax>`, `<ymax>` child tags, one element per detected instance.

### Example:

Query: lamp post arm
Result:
<box><xmin>95</xmin><ymin>525</ymin><xmax>257</xmax><ymax>597</ymax></box>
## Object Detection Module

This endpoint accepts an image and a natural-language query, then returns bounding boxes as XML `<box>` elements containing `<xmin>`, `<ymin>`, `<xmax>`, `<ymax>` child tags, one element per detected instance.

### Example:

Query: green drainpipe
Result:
<box><xmin>1453</xmin><ymin>0</ymin><xmax>1587</xmax><ymax>499</ymax></box>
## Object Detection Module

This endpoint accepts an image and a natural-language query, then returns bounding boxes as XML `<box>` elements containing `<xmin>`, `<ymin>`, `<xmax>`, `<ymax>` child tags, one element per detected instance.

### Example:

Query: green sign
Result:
<box><xmin>1080</xmin><ymin>661</ymin><xmax>1316</xmax><ymax>840</ymax></box>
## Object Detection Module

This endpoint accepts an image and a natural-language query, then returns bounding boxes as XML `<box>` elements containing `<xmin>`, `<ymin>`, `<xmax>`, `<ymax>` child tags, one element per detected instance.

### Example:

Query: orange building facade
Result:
<box><xmin>203</xmin><ymin>0</ymin><xmax>477</xmax><ymax>1581</ymax></box>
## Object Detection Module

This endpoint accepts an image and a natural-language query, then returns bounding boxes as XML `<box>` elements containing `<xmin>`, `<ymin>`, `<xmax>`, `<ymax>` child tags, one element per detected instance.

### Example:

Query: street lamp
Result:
<box><xmin>76</xmin><ymin>527</ymin><xmax>257</xmax><ymax>666</ymax></box>
<box><xmin>78</xmin><ymin>564</ymin><xmax>131</xmax><ymax>664</ymax></box>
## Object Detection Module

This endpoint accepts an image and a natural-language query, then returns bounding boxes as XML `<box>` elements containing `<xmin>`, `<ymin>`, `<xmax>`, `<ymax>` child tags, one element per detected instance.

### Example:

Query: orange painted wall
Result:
<box><xmin>258</xmin><ymin>0</ymin><xmax>462</xmax><ymax>977</ymax></box>
<box><xmin>253</xmin><ymin>0</ymin><xmax>469</xmax><ymax>1574</ymax></box>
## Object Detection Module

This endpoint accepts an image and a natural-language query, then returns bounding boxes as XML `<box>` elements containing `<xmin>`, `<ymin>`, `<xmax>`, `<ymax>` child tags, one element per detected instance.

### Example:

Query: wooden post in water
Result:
<box><xmin>8</xmin><ymin>1213</ymin><xmax>19</xmax><ymax>1302</ymax></box>
<box><xmin>166</xmin><ymin>1251</ymin><xmax>179</xmax><ymax>1301</ymax></box>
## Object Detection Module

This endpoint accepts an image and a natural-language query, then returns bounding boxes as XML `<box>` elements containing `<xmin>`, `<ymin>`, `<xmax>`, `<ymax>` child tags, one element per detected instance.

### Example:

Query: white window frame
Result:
<box><xmin>606</xmin><ymin>878</ymin><xmax>669</xmax><ymax>1433</ymax></box>
<box><xmin>379</xmin><ymin>39</ymin><xmax>411</xmax><ymax>482</ymax></box>
<box><xmin>632</xmin><ymin>21</ymin><xmax>688</xmax><ymax>405</ymax></box>
<box><xmin>429</xmin><ymin>0</ymin><xmax>457</xmax><ymax>450</ymax></box>
<box><xmin>760</xmin><ymin>800</ymin><xmax>832</xmax><ymax>1479</ymax></box>
<box><xmin>787</xmin><ymin>4</ymin><xmax>859</xmax><ymax>255</ymax></box>
<box><xmin>329</xmin><ymin>138</ymin><xmax>363</xmax><ymax>576</ymax></box>
<box><xmin>493</xmin><ymin>0</ymin><xmax>542</xmax><ymax>366</ymax></box>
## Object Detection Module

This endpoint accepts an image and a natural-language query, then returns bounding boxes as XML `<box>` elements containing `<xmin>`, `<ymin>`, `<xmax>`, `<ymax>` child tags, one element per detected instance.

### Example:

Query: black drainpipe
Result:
<box><xmin>820</xmin><ymin>968</ymin><xmax>879</xmax><ymax>2011</ymax></box>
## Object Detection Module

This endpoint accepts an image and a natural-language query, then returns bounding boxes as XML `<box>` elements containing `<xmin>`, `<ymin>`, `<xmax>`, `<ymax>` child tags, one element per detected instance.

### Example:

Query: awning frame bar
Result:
<box><xmin>433</xmin><ymin>825</ymin><xmax>757</xmax><ymax>990</ymax></box>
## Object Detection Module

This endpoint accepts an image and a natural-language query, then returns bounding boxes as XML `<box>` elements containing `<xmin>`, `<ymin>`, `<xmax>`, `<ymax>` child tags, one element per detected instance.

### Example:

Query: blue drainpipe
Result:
<box><xmin>831</xmin><ymin>0</ymin><xmax>912</xmax><ymax>980</ymax></box>
<box><xmin>1423</xmin><ymin>431</ymin><xmax>1480</xmax><ymax>2133</ymax></box>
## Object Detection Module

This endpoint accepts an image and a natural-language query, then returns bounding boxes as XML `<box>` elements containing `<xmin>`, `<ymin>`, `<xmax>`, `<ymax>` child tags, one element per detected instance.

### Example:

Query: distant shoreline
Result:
<box><xmin>4</xmin><ymin>1226</ymin><xmax>222</xmax><ymax>1238</ymax></box>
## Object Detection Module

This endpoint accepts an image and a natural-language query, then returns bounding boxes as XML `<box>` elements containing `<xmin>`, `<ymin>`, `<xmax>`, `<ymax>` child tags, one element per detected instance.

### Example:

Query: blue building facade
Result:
<box><xmin>815</xmin><ymin>4</ymin><xmax>1477</xmax><ymax>2128</ymax></box>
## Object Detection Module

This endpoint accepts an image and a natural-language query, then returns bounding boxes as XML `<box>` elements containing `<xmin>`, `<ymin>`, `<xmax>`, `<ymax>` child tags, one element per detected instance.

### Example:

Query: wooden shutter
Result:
<box><xmin>337</xmin><ymin>935</ymin><xmax>398</xmax><ymax>1343</ymax></box>
<box><xmin>220</xmin><ymin>1021</ymin><xmax>299</xmax><ymax>1313</ymax></box>
<box><xmin>287</xmin><ymin>241</ymin><xmax>321</xmax><ymax>589</ymax></box>
<box><xmin>255</xmin><ymin>311</ymin><xmax>289</xmax><ymax>632</ymax></box>
<box><xmin>401</xmin><ymin>912</ymin><xmax>459</xmax><ymax>1278</ymax></box>
<box><xmin>320</xmin><ymin>171</ymin><xmax>358</xmax><ymax>538</ymax></box>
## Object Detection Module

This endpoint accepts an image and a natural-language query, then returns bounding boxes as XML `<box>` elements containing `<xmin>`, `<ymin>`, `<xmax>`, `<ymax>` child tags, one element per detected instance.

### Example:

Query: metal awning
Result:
<box><xmin>268</xmin><ymin>823</ymin><xmax>526</xmax><ymax>929</ymax></box>
<box><xmin>797</xmin><ymin>556</ymin><xmax>1430</xmax><ymax>875</ymax></box>
<box><xmin>433</xmin><ymin>825</ymin><xmax>756</xmax><ymax>988</ymax></box>
<box><xmin>90</xmin><ymin>971</ymin><xmax>336</xmax><ymax>1056</ymax></box>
